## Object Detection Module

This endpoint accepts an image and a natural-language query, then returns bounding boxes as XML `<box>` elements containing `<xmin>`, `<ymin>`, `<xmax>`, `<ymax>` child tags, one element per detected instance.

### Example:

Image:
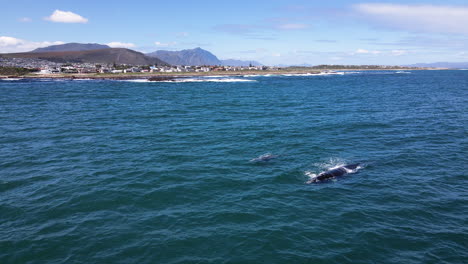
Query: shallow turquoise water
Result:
<box><xmin>1</xmin><ymin>71</ymin><xmax>467</xmax><ymax>263</ymax></box>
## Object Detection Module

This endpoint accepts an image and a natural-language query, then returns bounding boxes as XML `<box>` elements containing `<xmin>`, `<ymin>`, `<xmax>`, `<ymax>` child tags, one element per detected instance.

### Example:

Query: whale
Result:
<box><xmin>250</xmin><ymin>153</ymin><xmax>279</xmax><ymax>162</ymax></box>
<box><xmin>307</xmin><ymin>163</ymin><xmax>361</xmax><ymax>183</ymax></box>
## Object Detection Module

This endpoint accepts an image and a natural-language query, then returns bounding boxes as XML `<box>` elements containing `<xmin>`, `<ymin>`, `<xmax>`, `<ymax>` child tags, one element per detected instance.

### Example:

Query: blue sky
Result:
<box><xmin>1</xmin><ymin>0</ymin><xmax>468</xmax><ymax>65</ymax></box>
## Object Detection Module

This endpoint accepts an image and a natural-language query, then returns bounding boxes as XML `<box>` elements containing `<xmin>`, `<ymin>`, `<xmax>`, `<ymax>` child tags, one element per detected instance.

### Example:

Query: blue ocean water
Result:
<box><xmin>1</xmin><ymin>71</ymin><xmax>467</xmax><ymax>263</ymax></box>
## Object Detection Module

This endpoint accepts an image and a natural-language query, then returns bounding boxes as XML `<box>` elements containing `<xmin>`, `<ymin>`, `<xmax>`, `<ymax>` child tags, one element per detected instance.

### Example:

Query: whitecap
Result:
<box><xmin>280</xmin><ymin>72</ymin><xmax>345</xmax><ymax>77</ymax></box>
<box><xmin>243</xmin><ymin>74</ymin><xmax>275</xmax><ymax>77</ymax></box>
<box><xmin>319</xmin><ymin>71</ymin><xmax>345</xmax><ymax>76</ymax></box>
<box><xmin>119</xmin><ymin>77</ymin><xmax>256</xmax><ymax>83</ymax></box>
<box><xmin>285</xmin><ymin>73</ymin><xmax>320</xmax><ymax>77</ymax></box>
<box><xmin>120</xmin><ymin>79</ymin><xmax>150</xmax><ymax>83</ymax></box>
<box><xmin>169</xmin><ymin>78</ymin><xmax>256</xmax><ymax>83</ymax></box>
<box><xmin>202</xmin><ymin>75</ymin><xmax>230</xmax><ymax>78</ymax></box>
<box><xmin>1</xmin><ymin>78</ymin><xmax>23</xmax><ymax>81</ymax></box>
<box><xmin>343</xmin><ymin>71</ymin><xmax>362</xmax><ymax>74</ymax></box>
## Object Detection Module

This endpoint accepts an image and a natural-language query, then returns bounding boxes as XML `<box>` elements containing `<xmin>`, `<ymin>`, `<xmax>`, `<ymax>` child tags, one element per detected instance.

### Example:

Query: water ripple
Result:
<box><xmin>1</xmin><ymin>71</ymin><xmax>467</xmax><ymax>263</ymax></box>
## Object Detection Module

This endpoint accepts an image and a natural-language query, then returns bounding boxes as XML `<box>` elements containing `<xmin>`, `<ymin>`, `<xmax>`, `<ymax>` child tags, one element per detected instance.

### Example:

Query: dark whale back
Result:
<box><xmin>312</xmin><ymin>163</ymin><xmax>361</xmax><ymax>182</ymax></box>
<box><xmin>344</xmin><ymin>163</ymin><xmax>360</xmax><ymax>170</ymax></box>
<box><xmin>250</xmin><ymin>154</ymin><xmax>279</xmax><ymax>162</ymax></box>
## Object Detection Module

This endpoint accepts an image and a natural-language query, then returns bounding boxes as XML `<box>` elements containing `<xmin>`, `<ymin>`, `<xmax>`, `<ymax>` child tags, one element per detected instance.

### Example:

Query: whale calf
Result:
<box><xmin>250</xmin><ymin>153</ymin><xmax>279</xmax><ymax>162</ymax></box>
<box><xmin>306</xmin><ymin>163</ymin><xmax>361</xmax><ymax>183</ymax></box>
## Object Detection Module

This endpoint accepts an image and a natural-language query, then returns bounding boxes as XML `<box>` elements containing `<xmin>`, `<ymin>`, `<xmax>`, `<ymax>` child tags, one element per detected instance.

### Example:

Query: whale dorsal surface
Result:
<box><xmin>343</xmin><ymin>163</ymin><xmax>360</xmax><ymax>170</ymax></box>
<box><xmin>308</xmin><ymin>163</ymin><xmax>361</xmax><ymax>183</ymax></box>
<box><xmin>250</xmin><ymin>153</ymin><xmax>279</xmax><ymax>162</ymax></box>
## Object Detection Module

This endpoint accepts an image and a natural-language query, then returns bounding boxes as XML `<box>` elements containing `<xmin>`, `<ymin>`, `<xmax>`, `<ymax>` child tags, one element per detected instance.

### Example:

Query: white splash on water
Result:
<box><xmin>171</xmin><ymin>78</ymin><xmax>256</xmax><ymax>83</ymax></box>
<box><xmin>1</xmin><ymin>78</ymin><xmax>23</xmax><ymax>81</ymax></box>
<box><xmin>304</xmin><ymin>158</ymin><xmax>363</xmax><ymax>183</ymax></box>
<box><xmin>120</xmin><ymin>79</ymin><xmax>150</xmax><ymax>83</ymax></box>
<box><xmin>121</xmin><ymin>78</ymin><xmax>256</xmax><ymax>83</ymax></box>
<box><xmin>242</xmin><ymin>74</ymin><xmax>275</xmax><ymax>77</ymax></box>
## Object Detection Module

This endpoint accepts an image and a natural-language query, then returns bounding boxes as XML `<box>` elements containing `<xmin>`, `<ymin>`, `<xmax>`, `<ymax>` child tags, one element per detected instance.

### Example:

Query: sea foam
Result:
<box><xmin>121</xmin><ymin>78</ymin><xmax>256</xmax><ymax>83</ymax></box>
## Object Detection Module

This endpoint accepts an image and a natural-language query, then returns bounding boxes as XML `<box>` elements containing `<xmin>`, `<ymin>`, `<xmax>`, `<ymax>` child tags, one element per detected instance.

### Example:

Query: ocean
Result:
<box><xmin>1</xmin><ymin>71</ymin><xmax>467</xmax><ymax>263</ymax></box>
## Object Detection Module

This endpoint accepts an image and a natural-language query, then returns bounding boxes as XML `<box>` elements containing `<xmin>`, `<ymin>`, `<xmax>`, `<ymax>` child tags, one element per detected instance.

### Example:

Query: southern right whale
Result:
<box><xmin>306</xmin><ymin>163</ymin><xmax>361</xmax><ymax>183</ymax></box>
<box><xmin>250</xmin><ymin>153</ymin><xmax>279</xmax><ymax>162</ymax></box>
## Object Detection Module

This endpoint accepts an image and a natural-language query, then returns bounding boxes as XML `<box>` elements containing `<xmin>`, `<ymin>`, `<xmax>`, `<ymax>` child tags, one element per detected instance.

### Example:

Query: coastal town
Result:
<box><xmin>0</xmin><ymin>56</ymin><xmax>429</xmax><ymax>78</ymax></box>
<box><xmin>0</xmin><ymin>57</ymin><xmax>272</xmax><ymax>75</ymax></box>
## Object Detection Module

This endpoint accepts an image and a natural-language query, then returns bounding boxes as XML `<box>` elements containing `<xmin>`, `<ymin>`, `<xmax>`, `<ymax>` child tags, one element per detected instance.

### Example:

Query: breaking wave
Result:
<box><xmin>0</xmin><ymin>78</ymin><xmax>23</xmax><ymax>81</ymax></box>
<box><xmin>122</xmin><ymin>78</ymin><xmax>256</xmax><ymax>83</ymax></box>
<box><xmin>172</xmin><ymin>78</ymin><xmax>256</xmax><ymax>83</ymax></box>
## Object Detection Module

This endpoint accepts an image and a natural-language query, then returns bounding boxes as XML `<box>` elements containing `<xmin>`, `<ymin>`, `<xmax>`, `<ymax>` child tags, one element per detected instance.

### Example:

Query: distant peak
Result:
<box><xmin>146</xmin><ymin>47</ymin><xmax>221</xmax><ymax>66</ymax></box>
<box><xmin>31</xmin><ymin>42</ymin><xmax>111</xmax><ymax>53</ymax></box>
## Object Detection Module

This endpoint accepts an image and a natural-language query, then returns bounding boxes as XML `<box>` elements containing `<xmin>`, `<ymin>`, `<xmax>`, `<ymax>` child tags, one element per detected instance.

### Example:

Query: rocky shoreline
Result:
<box><xmin>0</xmin><ymin>68</ymin><xmax>441</xmax><ymax>81</ymax></box>
<box><xmin>0</xmin><ymin>70</ymin><xmax>320</xmax><ymax>81</ymax></box>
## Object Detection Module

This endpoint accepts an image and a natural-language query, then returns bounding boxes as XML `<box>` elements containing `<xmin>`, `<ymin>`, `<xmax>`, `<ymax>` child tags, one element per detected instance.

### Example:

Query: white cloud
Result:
<box><xmin>154</xmin><ymin>41</ymin><xmax>177</xmax><ymax>47</ymax></box>
<box><xmin>0</xmin><ymin>36</ymin><xmax>23</xmax><ymax>47</ymax></box>
<box><xmin>272</xmin><ymin>53</ymin><xmax>281</xmax><ymax>57</ymax></box>
<box><xmin>0</xmin><ymin>36</ymin><xmax>64</xmax><ymax>53</ymax></box>
<box><xmin>356</xmin><ymin>48</ymin><xmax>370</xmax><ymax>54</ymax></box>
<box><xmin>276</xmin><ymin>23</ymin><xmax>310</xmax><ymax>30</ymax></box>
<box><xmin>45</xmin><ymin>10</ymin><xmax>88</xmax><ymax>23</ymax></box>
<box><xmin>107</xmin><ymin>42</ymin><xmax>136</xmax><ymax>48</ymax></box>
<box><xmin>391</xmin><ymin>50</ymin><xmax>408</xmax><ymax>56</ymax></box>
<box><xmin>346</xmin><ymin>48</ymin><xmax>410</xmax><ymax>57</ymax></box>
<box><xmin>354</xmin><ymin>49</ymin><xmax>381</xmax><ymax>55</ymax></box>
<box><xmin>354</xmin><ymin>3</ymin><xmax>468</xmax><ymax>35</ymax></box>
<box><xmin>18</xmin><ymin>17</ymin><xmax>32</xmax><ymax>22</ymax></box>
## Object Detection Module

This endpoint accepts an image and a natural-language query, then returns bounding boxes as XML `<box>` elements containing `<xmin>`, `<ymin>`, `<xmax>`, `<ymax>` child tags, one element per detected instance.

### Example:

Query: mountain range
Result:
<box><xmin>32</xmin><ymin>43</ymin><xmax>110</xmax><ymax>53</ymax></box>
<box><xmin>1</xmin><ymin>48</ymin><xmax>167</xmax><ymax>65</ymax></box>
<box><xmin>146</xmin><ymin>47</ymin><xmax>262</xmax><ymax>66</ymax></box>
<box><xmin>7</xmin><ymin>42</ymin><xmax>465</xmax><ymax>68</ymax></box>
<box><xmin>0</xmin><ymin>43</ymin><xmax>262</xmax><ymax>66</ymax></box>
<box><xmin>146</xmin><ymin>47</ymin><xmax>220</xmax><ymax>66</ymax></box>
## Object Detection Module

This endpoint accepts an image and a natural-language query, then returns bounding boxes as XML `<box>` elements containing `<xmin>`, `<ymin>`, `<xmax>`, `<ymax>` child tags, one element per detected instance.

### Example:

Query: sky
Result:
<box><xmin>1</xmin><ymin>0</ymin><xmax>468</xmax><ymax>65</ymax></box>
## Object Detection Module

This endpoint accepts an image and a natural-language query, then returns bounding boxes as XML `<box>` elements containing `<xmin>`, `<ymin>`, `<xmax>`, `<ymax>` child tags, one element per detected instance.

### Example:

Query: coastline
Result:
<box><xmin>0</xmin><ymin>68</ymin><xmax>442</xmax><ymax>80</ymax></box>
